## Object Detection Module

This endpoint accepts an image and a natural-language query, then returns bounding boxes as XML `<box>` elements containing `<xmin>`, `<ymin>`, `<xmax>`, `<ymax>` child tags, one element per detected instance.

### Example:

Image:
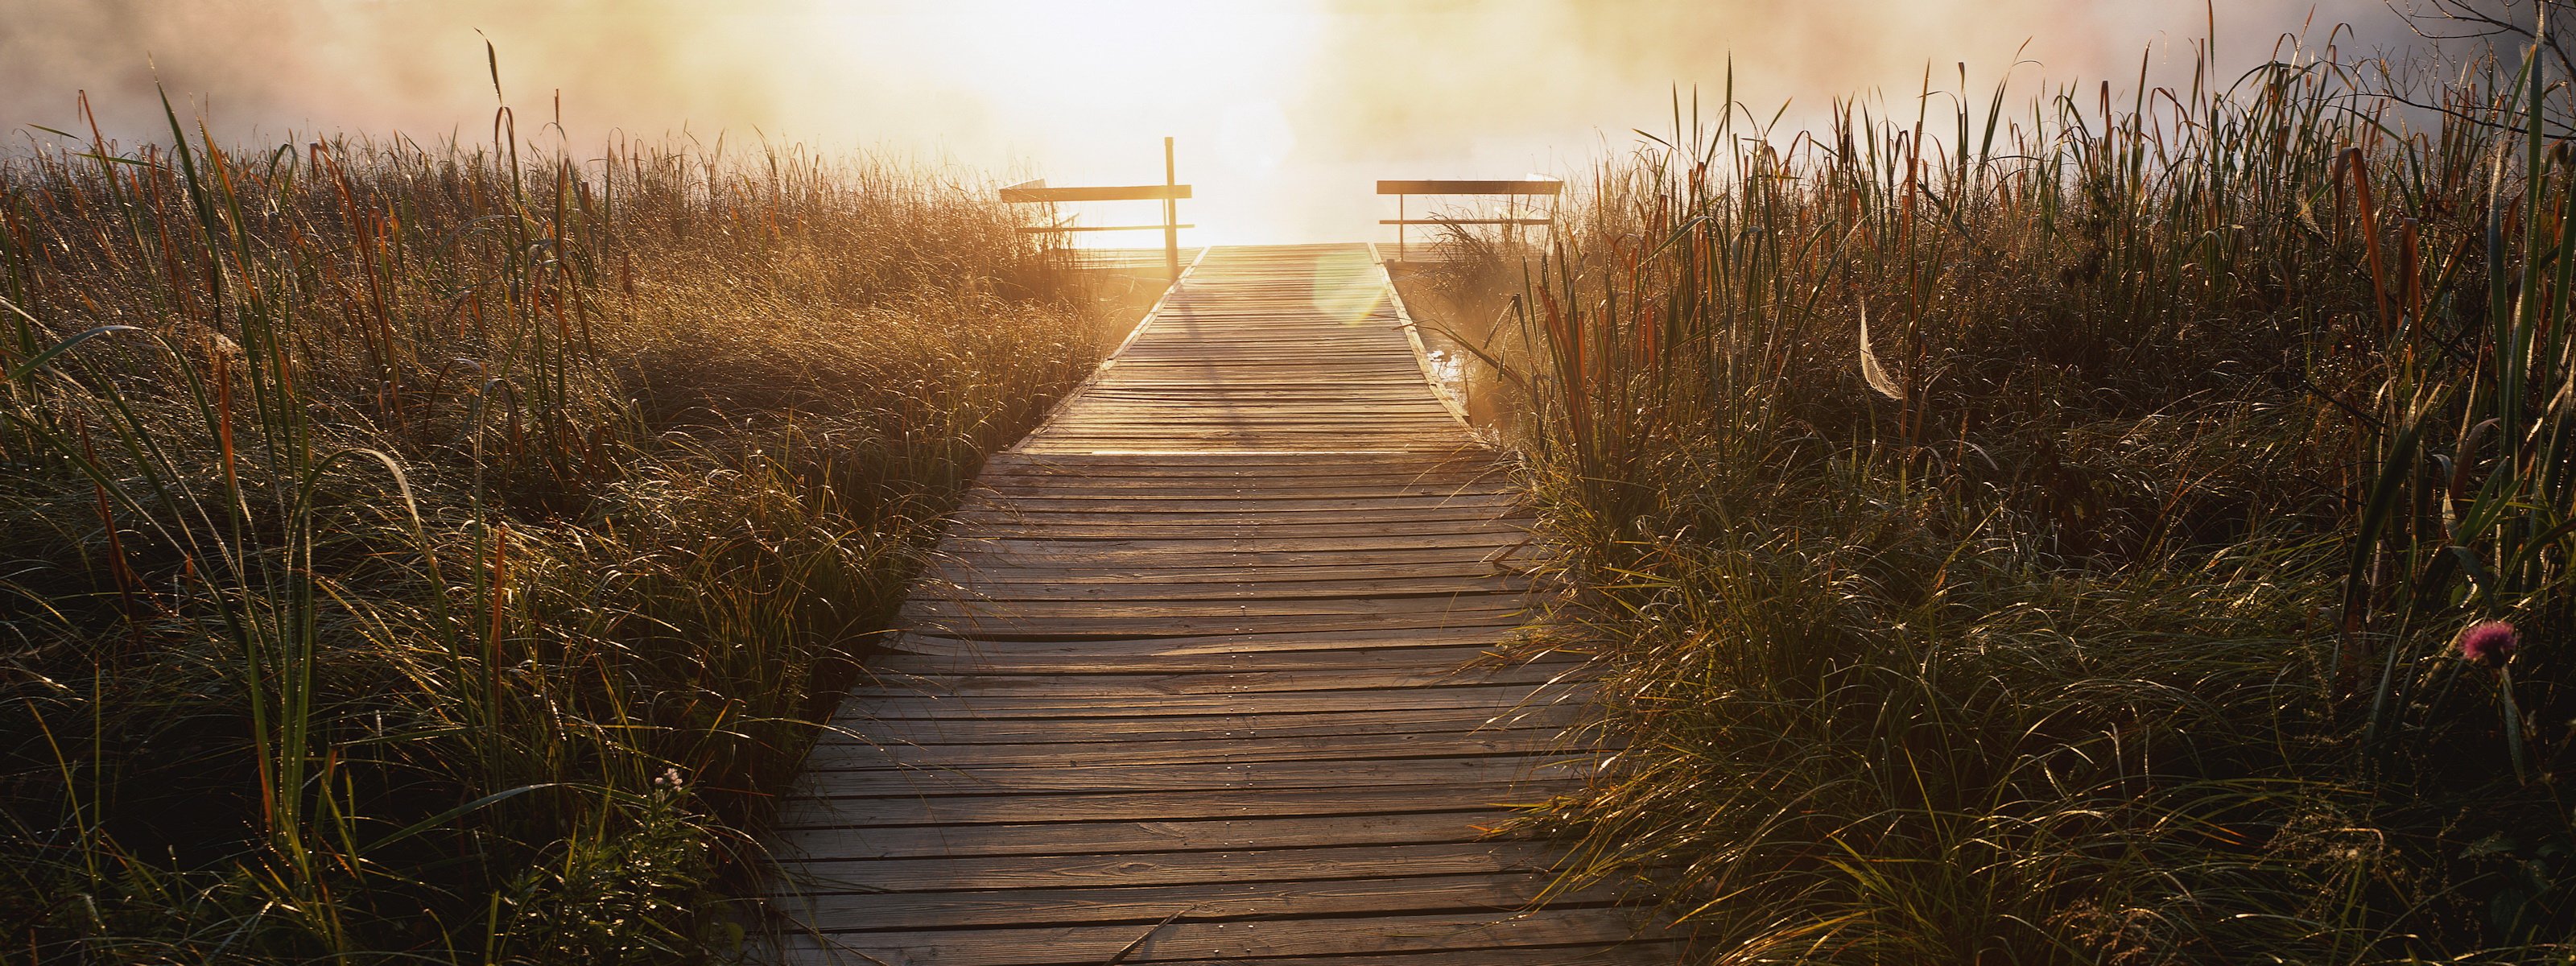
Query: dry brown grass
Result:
<box><xmin>0</xmin><ymin>102</ymin><xmax>1108</xmax><ymax>961</ymax></box>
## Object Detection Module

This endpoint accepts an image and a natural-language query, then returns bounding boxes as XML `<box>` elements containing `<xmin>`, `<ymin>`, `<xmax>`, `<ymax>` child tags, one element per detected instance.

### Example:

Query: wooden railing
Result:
<box><xmin>1002</xmin><ymin>137</ymin><xmax>1192</xmax><ymax>282</ymax></box>
<box><xmin>1376</xmin><ymin>178</ymin><xmax>1563</xmax><ymax>261</ymax></box>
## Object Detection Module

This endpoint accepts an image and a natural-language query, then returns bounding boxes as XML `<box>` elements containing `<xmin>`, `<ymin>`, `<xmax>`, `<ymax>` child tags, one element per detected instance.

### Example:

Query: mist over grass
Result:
<box><xmin>4</xmin><ymin>1</ymin><xmax>2417</xmax><ymax>244</ymax></box>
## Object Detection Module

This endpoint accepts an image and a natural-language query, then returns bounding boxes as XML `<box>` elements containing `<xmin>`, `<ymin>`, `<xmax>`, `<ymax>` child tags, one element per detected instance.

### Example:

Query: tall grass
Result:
<box><xmin>0</xmin><ymin>92</ymin><xmax>1103</xmax><ymax>961</ymax></box>
<box><xmin>1443</xmin><ymin>30</ymin><xmax>2576</xmax><ymax>962</ymax></box>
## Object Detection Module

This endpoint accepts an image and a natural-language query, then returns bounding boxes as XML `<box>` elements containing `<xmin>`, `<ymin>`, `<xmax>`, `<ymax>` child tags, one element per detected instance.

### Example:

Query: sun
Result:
<box><xmin>832</xmin><ymin>0</ymin><xmax>1327</xmax><ymax>244</ymax></box>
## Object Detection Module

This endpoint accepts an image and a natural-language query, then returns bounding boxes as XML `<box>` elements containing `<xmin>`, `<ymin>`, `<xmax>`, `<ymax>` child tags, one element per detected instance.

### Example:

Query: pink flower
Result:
<box><xmin>2457</xmin><ymin>621</ymin><xmax>2520</xmax><ymax>666</ymax></box>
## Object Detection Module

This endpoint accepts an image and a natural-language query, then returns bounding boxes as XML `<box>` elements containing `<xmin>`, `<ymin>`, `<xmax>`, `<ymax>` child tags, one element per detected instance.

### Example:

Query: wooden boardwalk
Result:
<box><xmin>766</xmin><ymin>244</ymin><xmax>1673</xmax><ymax>964</ymax></box>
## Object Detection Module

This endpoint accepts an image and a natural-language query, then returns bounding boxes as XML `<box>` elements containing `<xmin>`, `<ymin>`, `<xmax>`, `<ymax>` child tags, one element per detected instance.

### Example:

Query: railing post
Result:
<box><xmin>1397</xmin><ymin>194</ymin><xmax>1406</xmax><ymax>262</ymax></box>
<box><xmin>1163</xmin><ymin>136</ymin><xmax>1180</xmax><ymax>284</ymax></box>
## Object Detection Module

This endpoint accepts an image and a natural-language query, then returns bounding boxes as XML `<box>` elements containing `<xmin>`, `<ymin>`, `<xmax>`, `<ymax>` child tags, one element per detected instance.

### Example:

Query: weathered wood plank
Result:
<box><xmin>787</xmin><ymin>755</ymin><xmax>1603</xmax><ymax>795</ymax></box>
<box><xmin>848</xmin><ymin>660</ymin><xmax>1579</xmax><ymax>697</ymax></box>
<box><xmin>770</xmin><ymin>908</ymin><xmax>1659</xmax><ymax>966</ymax></box>
<box><xmin>832</xmin><ymin>682</ymin><xmax>1591</xmax><ymax>720</ymax></box>
<box><xmin>902</xmin><ymin>594</ymin><xmax>1530</xmax><ymax>623</ymax></box>
<box><xmin>897</xmin><ymin>611</ymin><xmax>1536</xmax><ymax>642</ymax></box>
<box><xmin>1077</xmin><ymin>946</ymin><xmax>1688</xmax><ymax>966</ymax></box>
<box><xmin>950</xmin><ymin>508</ymin><xmax>1523</xmax><ymax>529</ymax></box>
<box><xmin>767</xmin><ymin>874</ymin><xmax>1635</xmax><ymax>933</ymax></box>
<box><xmin>816</xmin><ymin>704</ymin><xmax>1593</xmax><ymax>745</ymax></box>
<box><xmin>769</xmin><ymin>811</ymin><xmax>1514</xmax><ymax>861</ymax></box>
<box><xmin>772</xmin><ymin>782</ymin><xmax>1574</xmax><ymax>828</ymax></box>
<box><xmin>939</xmin><ymin>530</ymin><xmax>1529</xmax><ymax>553</ymax></box>
<box><xmin>809</xmin><ymin>727</ymin><xmax>1604</xmax><ymax>770</ymax></box>
<box><xmin>861</xmin><ymin>643</ymin><xmax>1574</xmax><ymax>675</ymax></box>
<box><xmin>881</xmin><ymin>624</ymin><xmax>1547</xmax><ymax>658</ymax></box>
<box><xmin>902</xmin><ymin>576</ymin><xmax>1534</xmax><ymax>603</ymax></box>
<box><xmin>778</xmin><ymin>840</ymin><xmax>1569</xmax><ymax>892</ymax></box>
<box><xmin>926</xmin><ymin>546</ymin><xmax>1546</xmax><ymax>570</ymax></box>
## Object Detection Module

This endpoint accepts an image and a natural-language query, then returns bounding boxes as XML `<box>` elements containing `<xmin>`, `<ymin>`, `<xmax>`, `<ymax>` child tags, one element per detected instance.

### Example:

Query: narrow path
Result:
<box><xmin>766</xmin><ymin>244</ymin><xmax>1670</xmax><ymax>964</ymax></box>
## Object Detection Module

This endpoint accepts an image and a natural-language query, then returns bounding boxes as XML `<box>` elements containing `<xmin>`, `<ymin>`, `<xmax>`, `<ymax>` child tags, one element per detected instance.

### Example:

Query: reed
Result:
<box><xmin>1434</xmin><ymin>28</ymin><xmax>2576</xmax><ymax>961</ymax></box>
<box><xmin>0</xmin><ymin>92</ymin><xmax>1103</xmax><ymax>961</ymax></box>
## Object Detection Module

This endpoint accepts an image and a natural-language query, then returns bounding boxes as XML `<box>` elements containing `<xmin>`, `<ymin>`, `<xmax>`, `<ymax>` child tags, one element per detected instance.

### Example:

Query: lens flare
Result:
<box><xmin>1310</xmin><ymin>247</ymin><xmax>1387</xmax><ymax>324</ymax></box>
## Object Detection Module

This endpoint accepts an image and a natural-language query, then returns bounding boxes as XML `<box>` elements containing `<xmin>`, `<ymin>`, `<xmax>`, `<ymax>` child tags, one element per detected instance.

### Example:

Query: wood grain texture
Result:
<box><xmin>762</xmin><ymin>244</ymin><xmax>1674</xmax><ymax>964</ymax></box>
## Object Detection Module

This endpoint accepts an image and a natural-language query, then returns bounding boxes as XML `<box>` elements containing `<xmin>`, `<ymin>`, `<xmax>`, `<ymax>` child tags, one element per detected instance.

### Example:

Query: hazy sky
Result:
<box><xmin>2</xmin><ymin>1</ymin><xmax>2431</xmax><ymax>242</ymax></box>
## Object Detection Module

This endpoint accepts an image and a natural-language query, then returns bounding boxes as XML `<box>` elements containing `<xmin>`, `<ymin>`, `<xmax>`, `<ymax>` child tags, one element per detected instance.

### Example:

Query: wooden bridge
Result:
<box><xmin>765</xmin><ymin>244</ymin><xmax>1673</xmax><ymax>964</ymax></box>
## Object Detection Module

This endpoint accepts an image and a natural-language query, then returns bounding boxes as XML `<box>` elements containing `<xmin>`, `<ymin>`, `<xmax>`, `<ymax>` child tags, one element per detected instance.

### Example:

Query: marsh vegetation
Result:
<box><xmin>1402</xmin><ymin>31</ymin><xmax>2576</xmax><ymax>962</ymax></box>
<box><xmin>0</xmin><ymin>96</ymin><xmax>1107</xmax><ymax>960</ymax></box>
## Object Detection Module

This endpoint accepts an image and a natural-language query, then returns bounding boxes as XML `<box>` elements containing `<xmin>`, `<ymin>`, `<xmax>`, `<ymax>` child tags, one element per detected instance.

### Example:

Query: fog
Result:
<box><xmin>2</xmin><ymin>1</ymin><xmax>2440</xmax><ymax>242</ymax></box>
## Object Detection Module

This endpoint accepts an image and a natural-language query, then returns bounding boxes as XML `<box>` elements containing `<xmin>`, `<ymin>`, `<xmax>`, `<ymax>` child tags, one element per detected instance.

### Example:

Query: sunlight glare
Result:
<box><xmin>846</xmin><ymin>0</ymin><xmax>1325</xmax><ymax>245</ymax></box>
<box><xmin>1311</xmin><ymin>247</ymin><xmax>1388</xmax><ymax>324</ymax></box>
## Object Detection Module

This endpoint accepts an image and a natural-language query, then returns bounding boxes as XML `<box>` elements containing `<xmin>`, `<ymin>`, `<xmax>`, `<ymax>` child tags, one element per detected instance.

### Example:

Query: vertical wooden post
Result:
<box><xmin>1162</xmin><ymin>136</ymin><xmax>1180</xmax><ymax>284</ymax></box>
<box><xmin>1397</xmin><ymin>194</ymin><xmax>1406</xmax><ymax>262</ymax></box>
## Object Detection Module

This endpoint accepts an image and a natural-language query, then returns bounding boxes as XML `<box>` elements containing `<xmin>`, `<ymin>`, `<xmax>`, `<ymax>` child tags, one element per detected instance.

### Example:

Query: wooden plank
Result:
<box><xmin>963</xmin><ymin>489</ymin><xmax>1518</xmax><ymax>506</ymax></box>
<box><xmin>952</xmin><ymin>502</ymin><xmax>1524</xmax><ymax>521</ymax></box>
<box><xmin>974</xmin><ymin>466</ymin><xmax>1503</xmax><ymax>484</ymax></box>
<box><xmin>881</xmin><ymin>624</ymin><xmax>1548</xmax><ymax>658</ymax></box>
<box><xmin>848</xmin><ymin>659</ymin><xmax>1578</xmax><ymax>696</ymax></box>
<box><xmin>894</xmin><ymin>612</ymin><xmax>1543</xmax><ymax>636</ymax></box>
<box><xmin>769</xmin><ymin>874</ymin><xmax>1635</xmax><ymax>932</ymax></box>
<box><xmin>1088</xmin><ymin>946</ymin><xmax>1687</xmax><ymax>966</ymax></box>
<box><xmin>957</xmin><ymin>484</ymin><xmax>1518</xmax><ymax>500</ymax></box>
<box><xmin>980</xmin><ymin>451</ymin><xmax>1492</xmax><ymax>469</ymax></box>
<box><xmin>771</xmin><ymin>908</ymin><xmax>1653</xmax><ymax>966</ymax></box>
<box><xmin>1025</xmin><ymin>947</ymin><xmax>1686</xmax><ymax>966</ymax></box>
<box><xmin>769</xmin><ymin>811</ymin><xmax>1513</xmax><ymax>861</ymax></box>
<box><xmin>809</xmin><ymin>727</ymin><xmax>1604</xmax><ymax>770</ymax></box>
<box><xmin>923</xmin><ymin>550</ymin><xmax>1542</xmax><ymax>572</ymax></box>
<box><xmin>895</xmin><ymin>614</ymin><xmax>1537</xmax><ymax>642</ymax></box>
<box><xmin>934</xmin><ymin>519</ymin><xmax>1525</xmax><ymax>540</ymax></box>
<box><xmin>860</xmin><ymin>647</ymin><xmax>1544</xmax><ymax>678</ymax></box>
<box><xmin>919</xmin><ymin>554</ymin><xmax>1549</xmax><ymax>577</ymax></box>
<box><xmin>913</xmin><ymin>565</ymin><xmax>1528</xmax><ymax>588</ymax></box>
<box><xmin>778</xmin><ymin>841</ymin><xmax>1568</xmax><ymax>892</ymax></box>
<box><xmin>832</xmin><ymin>682</ymin><xmax>1592</xmax><ymax>719</ymax></box>
<box><xmin>940</xmin><ymin>530</ymin><xmax>1529</xmax><ymax>553</ymax></box>
<box><xmin>863</xmin><ymin>647</ymin><xmax>1592</xmax><ymax>678</ymax></box>
<box><xmin>901</xmin><ymin>594</ymin><xmax>1530</xmax><ymax>622</ymax></box>
<box><xmin>773</xmin><ymin>782</ymin><xmax>1578</xmax><ymax>828</ymax></box>
<box><xmin>902</xmin><ymin>575</ymin><xmax>1533</xmax><ymax>602</ymax></box>
<box><xmin>786</xmin><ymin>755</ymin><xmax>1602</xmax><ymax>795</ymax></box>
<box><xmin>820</xmin><ymin>701</ymin><xmax>1591</xmax><ymax>742</ymax></box>
<box><xmin>812</xmin><ymin>710</ymin><xmax>1589</xmax><ymax>752</ymax></box>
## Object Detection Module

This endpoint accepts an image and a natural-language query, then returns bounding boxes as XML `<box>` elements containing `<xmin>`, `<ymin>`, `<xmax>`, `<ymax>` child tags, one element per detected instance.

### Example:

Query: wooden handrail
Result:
<box><xmin>1001</xmin><ymin>184</ymin><xmax>1193</xmax><ymax>204</ymax></box>
<box><xmin>1001</xmin><ymin>138</ymin><xmax>1189</xmax><ymax>282</ymax></box>
<box><xmin>1377</xmin><ymin>177</ymin><xmax>1563</xmax><ymax>260</ymax></box>
<box><xmin>1376</xmin><ymin>179</ymin><xmax>1562</xmax><ymax>196</ymax></box>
